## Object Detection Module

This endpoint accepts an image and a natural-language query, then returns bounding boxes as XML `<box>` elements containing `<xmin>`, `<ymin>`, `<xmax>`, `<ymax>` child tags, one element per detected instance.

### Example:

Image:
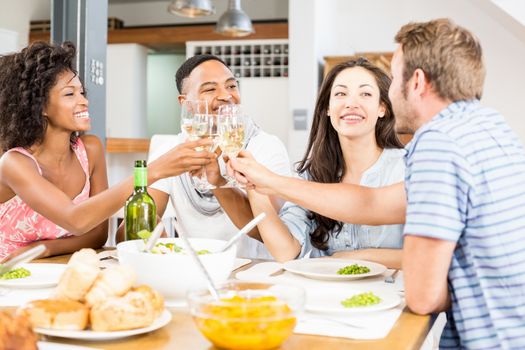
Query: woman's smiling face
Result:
<box><xmin>43</xmin><ymin>70</ymin><xmax>90</xmax><ymax>133</ymax></box>
<box><xmin>328</xmin><ymin>66</ymin><xmax>385</xmax><ymax>142</ymax></box>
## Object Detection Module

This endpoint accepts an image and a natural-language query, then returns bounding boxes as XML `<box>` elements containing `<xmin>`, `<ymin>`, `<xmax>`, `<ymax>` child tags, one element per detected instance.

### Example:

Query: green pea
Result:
<box><xmin>341</xmin><ymin>292</ymin><xmax>381</xmax><ymax>308</ymax></box>
<box><xmin>337</xmin><ymin>264</ymin><xmax>371</xmax><ymax>275</ymax></box>
<box><xmin>0</xmin><ymin>267</ymin><xmax>31</xmax><ymax>280</ymax></box>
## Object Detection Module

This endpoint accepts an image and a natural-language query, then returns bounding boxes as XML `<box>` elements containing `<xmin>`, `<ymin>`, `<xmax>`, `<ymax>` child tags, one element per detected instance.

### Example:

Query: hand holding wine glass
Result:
<box><xmin>228</xmin><ymin>150</ymin><xmax>282</xmax><ymax>196</ymax></box>
<box><xmin>148</xmin><ymin>138</ymin><xmax>215</xmax><ymax>180</ymax></box>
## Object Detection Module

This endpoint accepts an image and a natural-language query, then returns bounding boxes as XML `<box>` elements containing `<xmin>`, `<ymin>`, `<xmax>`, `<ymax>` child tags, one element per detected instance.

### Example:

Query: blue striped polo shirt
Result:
<box><xmin>403</xmin><ymin>100</ymin><xmax>525</xmax><ymax>349</ymax></box>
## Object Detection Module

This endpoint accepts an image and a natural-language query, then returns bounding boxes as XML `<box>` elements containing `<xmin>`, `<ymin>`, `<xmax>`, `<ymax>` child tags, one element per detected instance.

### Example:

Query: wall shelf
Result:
<box><xmin>106</xmin><ymin>138</ymin><xmax>150</xmax><ymax>153</ymax></box>
<box><xmin>187</xmin><ymin>39</ymin><xmax>289</xmax><ymax>78</ymax></box>
<box><xmin>29</xmin><ymin>22</ymin><xmax>288</xmax><ymax>51</ymax></box>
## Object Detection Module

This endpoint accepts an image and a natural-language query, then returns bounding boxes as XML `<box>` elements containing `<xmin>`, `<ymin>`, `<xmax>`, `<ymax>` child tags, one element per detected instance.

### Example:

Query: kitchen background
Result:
<box><xmin>1</xmin><ymin>0</ymin><xmax>525</xmax><ymax>234</ymax></box>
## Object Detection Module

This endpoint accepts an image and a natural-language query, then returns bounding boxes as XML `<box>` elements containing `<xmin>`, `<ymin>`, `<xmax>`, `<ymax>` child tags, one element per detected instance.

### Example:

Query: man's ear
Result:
<box><xmin>412</xmin><ymin>68</ymin><xmax>429</xmax><ymax>97</ymax></box>
<box><xmin>178</xmin><ymin>95</ymin><xmax>186</xmax><ymax>106</ymax></box>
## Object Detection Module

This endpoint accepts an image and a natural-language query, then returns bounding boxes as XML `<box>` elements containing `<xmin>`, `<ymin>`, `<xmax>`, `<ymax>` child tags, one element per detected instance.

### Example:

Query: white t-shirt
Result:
<box><xmin>149</xmin><ymin>131</ymin><xmax>291</xmax><ymax>259</ymax></box>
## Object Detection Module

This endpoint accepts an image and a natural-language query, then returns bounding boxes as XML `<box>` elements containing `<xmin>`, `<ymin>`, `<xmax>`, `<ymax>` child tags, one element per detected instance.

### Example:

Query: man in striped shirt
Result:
<box><xmin>229</xmin><ymin>18</ymin><xmax>525</xmax><ymax>349</ymax></box>
<box><xmin>389</xmin><ymin>19</ymin><xmax>525</xmax><ymax>349</ymax></box>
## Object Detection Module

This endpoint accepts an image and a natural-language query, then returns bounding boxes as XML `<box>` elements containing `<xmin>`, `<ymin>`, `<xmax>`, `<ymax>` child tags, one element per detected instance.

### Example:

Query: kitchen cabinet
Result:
<box><xmin>29</xmin><ymin>22</ymin><xmax>288</xmax><ymax>51</ymax></box>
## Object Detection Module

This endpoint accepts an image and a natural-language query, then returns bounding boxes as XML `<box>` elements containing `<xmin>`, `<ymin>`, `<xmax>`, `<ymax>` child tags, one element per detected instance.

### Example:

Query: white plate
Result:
<box><xmin>306</xmin><ymin>288</ymin><xmax>401</xmax><ymax>314</ymax></box>
<box><xmin>0</xmin><ymin>263</ymin><xmax>66</xmax><ymax>288</ymax></box>
<box><xmin>283</xmin><ymin>259</ymin><xmax>387</xmax><ymax>281</ymax></box>
<box><xmin>35</xmin><ymin>309</ymin><xmax>172</xmax><ymax>341</ymax></box>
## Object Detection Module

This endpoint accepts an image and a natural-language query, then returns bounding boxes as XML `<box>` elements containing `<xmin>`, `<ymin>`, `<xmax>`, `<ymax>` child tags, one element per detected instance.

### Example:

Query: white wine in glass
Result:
<box><xmin>191</xmin><ymin>113</ymin><xmax>217</xmax><ymax>192</ymax></box>
<box><xmin>180</xmin><ymin>100</ymin><xmax>208</xmax><ymax>138</ymax></box>
<box><xmin>218</xmin><ymin>104</ymin><xmax>246</xmax><ymax>188</ymax></box>
<box><xmin>220</xmin><ymin>125</ymin><xmax>245</xmax><ymax>156</ymax></box>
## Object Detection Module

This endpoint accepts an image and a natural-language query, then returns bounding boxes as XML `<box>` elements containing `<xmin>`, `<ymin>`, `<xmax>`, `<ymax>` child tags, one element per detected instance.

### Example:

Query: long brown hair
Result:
<box><xmin>296</xmin><ymin>58</ymin><xmax>403</xmax><ymax>251</ymax></box>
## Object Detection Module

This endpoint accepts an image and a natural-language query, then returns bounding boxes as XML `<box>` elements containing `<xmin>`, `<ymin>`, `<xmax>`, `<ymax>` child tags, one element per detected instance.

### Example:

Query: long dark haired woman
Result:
<box><xmin>235</xmin><ymin>58</ymin><xmax>405</xmax><ymax>267</ymax></box>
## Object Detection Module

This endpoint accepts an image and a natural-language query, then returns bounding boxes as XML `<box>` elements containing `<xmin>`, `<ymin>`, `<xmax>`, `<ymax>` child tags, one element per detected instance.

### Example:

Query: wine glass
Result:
<box><xmin>191</xmin><ymin>112</ymin><xmax>218</xmax><ymax>192</ymax></box>
<box><xmin>180</xmin><ymin>100</ymin><xmax>208</xmax><ymax>139</ymax></box>
<box><xmin>218</xmin><ymin>104</ymin><xmax>246</xmax><ymax>188</ymax></box>
<box><xmin>180</xmin><ymin>100</ymin><xmax>216</xmax><ymax>192</ymax></box>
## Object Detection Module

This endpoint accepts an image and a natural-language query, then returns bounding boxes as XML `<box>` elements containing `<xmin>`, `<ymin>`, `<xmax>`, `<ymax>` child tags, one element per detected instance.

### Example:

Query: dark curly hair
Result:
<box><xmin>297</xmin><ymin>58</ymin><xmax>403</xmax><ymax>251</ymax></box>
<box><xmin>0</xmin><ymin>41</ymin><xmax>80</xmax><ymax>152</ymax></box>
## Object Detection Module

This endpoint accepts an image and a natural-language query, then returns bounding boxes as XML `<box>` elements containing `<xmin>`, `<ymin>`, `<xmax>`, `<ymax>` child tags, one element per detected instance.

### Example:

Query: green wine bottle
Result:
<box><xmin>124</xmin><ymin>160</ymin><xmax>156</xmax><ymax>241</ymax></box>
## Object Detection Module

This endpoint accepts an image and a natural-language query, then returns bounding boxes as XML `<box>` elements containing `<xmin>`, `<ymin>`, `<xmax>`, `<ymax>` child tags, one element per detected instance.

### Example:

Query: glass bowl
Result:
<box><xmin>187</xmin><ymin>281</ymin><xmax>305</xmax><ymax>350</ymax></box>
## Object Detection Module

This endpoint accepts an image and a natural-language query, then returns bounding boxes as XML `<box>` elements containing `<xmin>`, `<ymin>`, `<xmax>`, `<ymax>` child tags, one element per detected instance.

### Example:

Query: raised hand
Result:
<box><xmin>148</xmin><ymin>138</ymin><xmax>216</xmax><ymax>182</ymax></box>
<box><xmin>204</xmin><ymin>148</ymin><xmax>228</xmax><ymax>187</ymax></box>
<box><xmin>228</xmin><ymin>150</ymin><xmax>280</xmax><ymax>195</ymax></box>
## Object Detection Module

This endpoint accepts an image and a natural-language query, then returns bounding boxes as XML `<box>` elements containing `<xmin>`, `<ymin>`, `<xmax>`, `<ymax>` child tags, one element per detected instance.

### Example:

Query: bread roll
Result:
<box><xmin>90</xmin><ymin>291</ymin><xmax>155</xmax><ymax>331</ymax></box>
<box><xmin>67</xmin><ymin>248</ymin><xmax>100</xmax><ymax>268</ymax></box>
<box><xmin>132</xmin><ymin>285</ymin><xmax>164</xmax><ymax>318</ymax></box>
<box><xmin>54</xmin><ymin>261</ymin><xmax>100</xmax><ymax>302</ymax></box>
<box><xmin>0</xmin><ymin>311</ymin><xmax>38</xmax><ymax>350</ymax></box>
<box><xmin>85</xmin><ymin>265</ymin><xmax>135</xmax><ymax>307</ymax></box>
<box><xmin>17</xmin><ymin>299</ymin><xmax>89</xmax><ymax>331</ymax></box>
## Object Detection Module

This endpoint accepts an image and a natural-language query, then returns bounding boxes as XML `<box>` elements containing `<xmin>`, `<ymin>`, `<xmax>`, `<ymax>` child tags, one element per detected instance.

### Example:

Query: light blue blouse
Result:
<box><xmin>280</xmin><ymin>148</ymin><xmax>406</xmax><ymax>258</ymax></box>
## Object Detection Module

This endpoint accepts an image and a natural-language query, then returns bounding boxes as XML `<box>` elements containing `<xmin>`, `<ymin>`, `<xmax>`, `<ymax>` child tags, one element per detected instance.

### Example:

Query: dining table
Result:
<box><xmin>6</xmin><ymin>252</ymin><xmax>433</xmax><ymax>350</ymax></box>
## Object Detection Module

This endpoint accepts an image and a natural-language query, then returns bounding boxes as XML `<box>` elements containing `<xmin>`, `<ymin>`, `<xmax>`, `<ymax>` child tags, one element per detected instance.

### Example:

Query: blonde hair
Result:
<box><xmin>395</xmin><ymin>18</ymin><xmax>485</xmax><ymax>100</ymax></box>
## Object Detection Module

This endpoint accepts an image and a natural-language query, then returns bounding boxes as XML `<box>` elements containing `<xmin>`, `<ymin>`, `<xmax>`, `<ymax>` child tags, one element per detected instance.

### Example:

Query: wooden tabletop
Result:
<box><xmin>30</xmin><ymin>254</ymin><xmax>432</xmax><ymax>350</ymax></box>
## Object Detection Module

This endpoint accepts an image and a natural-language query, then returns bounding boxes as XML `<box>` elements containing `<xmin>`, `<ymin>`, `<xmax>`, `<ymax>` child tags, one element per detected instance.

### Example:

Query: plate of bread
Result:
<box><xmin>0</xmin><ymin>263</ymin><xmax>66</xmax><ymax>288</ymax></box>
<box><xmin>16</xmin><ymin>249</ymin><xmax>172</xmax><ymax>341</ymax></box>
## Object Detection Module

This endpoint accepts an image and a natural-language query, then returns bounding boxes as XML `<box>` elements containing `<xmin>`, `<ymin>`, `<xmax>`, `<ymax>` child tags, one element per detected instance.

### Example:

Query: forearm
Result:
<box><xmin>264</xmin><ymin>176</ymin><xmax>405</xmax><ymax>225</ymax></box>
<box><xmin>248</xmin><ymin>191</ymin><xmax>301</xmax><ymax>262</ymax></box>
<box><xmin>35</xmin><ymin>220</ymin><xmax>108</xmax><ymax>258</ymax></box>
<box><xmin>403</xmin><ymin>236</ymin><xmax>454</xmax><ymax>314</ymax></box>
<box><xmin>331</xmin><ymin>248</ymin><xmax>402</xmax><ymax>269</ymax></box>
<box><xmin>213</xmin><ymin>187</ymin><xmax>261</xmax><ymax>240</ymax></box>
<box><xmin>62</xmin><ymin>178</ymin><xmax>134</xmax><ymax>235</ymax></box>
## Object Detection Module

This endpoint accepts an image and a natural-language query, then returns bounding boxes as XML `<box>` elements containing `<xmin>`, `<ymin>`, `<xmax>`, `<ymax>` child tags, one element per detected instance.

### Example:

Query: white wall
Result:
<box><xmin>0</xmin><ymin>0</ymin><xmax>48</xmax><ymax>49</ymax></box>
<box><xmin>288</xmin><ymin>0</ymin><xmax>525</xmax><ymax>161</ymax></box>
<box><xmin>286</xmin><ymin>0</ymin><xmax>318</xmax><ymax>164</ymax></box>
<box><xmin>240</xmin><ymin>78</ymin><xmax>289</xmax><ymax>145</ymax></box>
<box><xmin>106</xmin><ymin>44</ymin><xmax>149</xmax><ymax>188</ymax></box>
<box><xmin>0</xmin><ymin>29</ymin><xmax>18</xmax><ymax>54</ymax></box>
<box><xmin>492</xmin><ymin>0</ymin><xmax>525</xmax><ymax>26</ymax></box>
<box><xmin>106</xmin><ymin>44</ymin><xmax>148</xmax><ymax>138</ymax></box>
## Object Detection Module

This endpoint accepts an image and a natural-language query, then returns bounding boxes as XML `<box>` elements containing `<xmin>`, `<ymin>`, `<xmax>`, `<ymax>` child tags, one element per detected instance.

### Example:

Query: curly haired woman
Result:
<box><xmin>232</xmin><ymin>59</ymin><xmax>405</xmax><ymax>268</ymax></box>
<box><xmin>0</xmin><ymin>41</ymin><xmax>215</xmax><ymax>260</ymax></box>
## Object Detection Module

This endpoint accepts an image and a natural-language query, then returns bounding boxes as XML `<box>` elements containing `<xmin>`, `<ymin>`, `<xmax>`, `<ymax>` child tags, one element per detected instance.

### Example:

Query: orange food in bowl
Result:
<box><xmin>189</xmin><ymin>283</ymin><xmax>304</xmax><ymax>350</ymax></box>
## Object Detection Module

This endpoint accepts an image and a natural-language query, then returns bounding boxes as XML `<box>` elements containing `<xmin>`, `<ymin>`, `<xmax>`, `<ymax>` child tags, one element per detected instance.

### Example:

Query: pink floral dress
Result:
<box><xmin>0</xmin><ymin>139</ymin><xmax>90</xmax><ymax>259</ymax></box>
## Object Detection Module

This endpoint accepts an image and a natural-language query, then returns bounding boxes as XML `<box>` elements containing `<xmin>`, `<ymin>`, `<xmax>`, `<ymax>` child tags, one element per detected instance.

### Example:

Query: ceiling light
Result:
<box><xmin>167</xmin><ymin>0</ymin><xmax>215</xmax><ymax>18</ymax></box>
<box><xmin>216</xmin><ymin>0</ymin><xmax>254</xmax><ymax>37</ymax></box>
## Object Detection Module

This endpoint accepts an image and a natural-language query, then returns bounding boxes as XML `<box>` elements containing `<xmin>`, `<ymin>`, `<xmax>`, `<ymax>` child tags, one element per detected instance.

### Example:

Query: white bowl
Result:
<box><xmin>117</xmin><ymin>238</ymin><xmax>237</xmax><ymax>305</ymax></box>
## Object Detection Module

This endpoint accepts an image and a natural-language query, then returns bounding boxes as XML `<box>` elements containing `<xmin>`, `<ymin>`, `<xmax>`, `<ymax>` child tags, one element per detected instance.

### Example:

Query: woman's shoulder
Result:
<box><xmin>0</xmin><ymin>148</ymin><xmax>41</xmax><ymax>181</ymax></box>
<box><xmin>382</xmin><ymin>148</ymin><xmax>407</xmax><ymax>160</ymax></box>
<box><xmin>78</xmin><ymin>135</ymin><xmax>104</xmax><ymax>158</ymax></box>
<box><xmin>78</xmin><ymin>135</ymin><xmax>105</xmax><ymax>173</ymax></box>
<box><xmin>79</xmin><ymin>134</ymin><xmax>104</xmax><ymax>150</ymax></box>
<box><xmin>376</xmin><ymin>148</ymin><xmax>406</xmax><ymax>183</ymax></box>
